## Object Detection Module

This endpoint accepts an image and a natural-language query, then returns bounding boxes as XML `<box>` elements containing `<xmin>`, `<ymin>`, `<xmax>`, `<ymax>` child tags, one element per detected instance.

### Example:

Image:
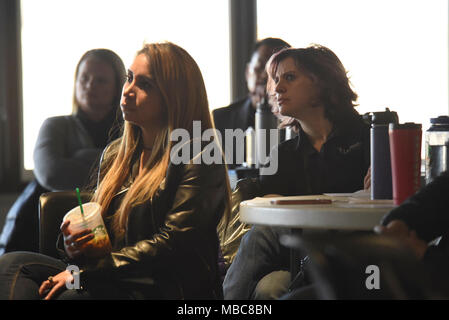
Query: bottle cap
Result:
<box><xmin>256</xmin><ymin>97</ymin><xmax>271</xmax><ymax>110</ymax></box>
<box><xmin>389</xmin><ymin>122</ymin><xmax>422</xmax><ymax>130</ymax></box>
<box><xmin>430</xmin><ymin>116</ymin><xmax>449</xmax><ymax>125</ymax></box>
<box><xmin>370</xmin><ymin>108</ymin><xmax>399</xmax><ymax>125</ymax></box>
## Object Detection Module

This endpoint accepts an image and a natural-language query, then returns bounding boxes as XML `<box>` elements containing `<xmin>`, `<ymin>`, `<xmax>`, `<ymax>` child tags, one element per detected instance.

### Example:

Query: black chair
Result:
<box><xmin>281</xmin><ymin>232</ymin><xmax>443</xmax><ymax>299</ymax></box>
<box><xmin>39</xmin><ymin>191</ymin><xmax>91</xmax><ymax>258</ymax></box>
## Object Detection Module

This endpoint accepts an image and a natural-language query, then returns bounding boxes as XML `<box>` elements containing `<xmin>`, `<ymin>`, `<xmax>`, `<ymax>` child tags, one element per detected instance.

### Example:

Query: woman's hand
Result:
<box><xmin>374</xmin><ymin>220</ymin><xmax>428</xmax><ymax>259</ymax></box>
<box><xmin>61</xmin><ymin>220</ymin><xmax>94</xmax><ymax>260</ymax></box>
<box><xmin>38</xmin><ymin>270</ymin><xmax>73</xmax><ymax>300</ymax></box>
<box><xmin>263</xmin><ymin>194</ymin><xmax>282</xmax><ymax>198</ymax></box>
<box><xmin>279</xmin><ymin>116</ymin><xmax>301</xmax><ymax>133</ymax></box>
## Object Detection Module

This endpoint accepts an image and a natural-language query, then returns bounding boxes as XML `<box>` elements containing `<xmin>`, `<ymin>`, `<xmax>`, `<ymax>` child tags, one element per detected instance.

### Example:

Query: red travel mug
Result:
<box><xmin>389</xmin><ymin>123</ymin><xmax>422</xmax><ymax>205</ymax></box>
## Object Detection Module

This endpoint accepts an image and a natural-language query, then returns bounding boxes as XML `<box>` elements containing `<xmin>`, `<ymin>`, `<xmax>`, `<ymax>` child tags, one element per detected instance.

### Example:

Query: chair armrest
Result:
<box><xmin>39</xmin><ymin>191</ymin><xmax>91</xmax><ymax>258</ymax></box>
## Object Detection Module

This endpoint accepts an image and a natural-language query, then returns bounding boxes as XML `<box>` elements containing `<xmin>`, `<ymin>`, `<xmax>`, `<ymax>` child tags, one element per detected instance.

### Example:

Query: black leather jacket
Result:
<box><xmin>79</xmin><ymin>142</ymin><xmax>228</xmax><ymax>299</ymax></box>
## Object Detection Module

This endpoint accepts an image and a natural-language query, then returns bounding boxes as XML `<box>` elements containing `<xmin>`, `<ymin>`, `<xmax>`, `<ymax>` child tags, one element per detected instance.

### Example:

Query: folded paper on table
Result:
<box><xmin>324</xmin><ymin>189</ymin><xmax>369</xmax><ymax>198</ymax></box>
<box><xmin>259</xmin><ymin>190</ymin><xmax>393</xmax><ymax>206</ymax></box>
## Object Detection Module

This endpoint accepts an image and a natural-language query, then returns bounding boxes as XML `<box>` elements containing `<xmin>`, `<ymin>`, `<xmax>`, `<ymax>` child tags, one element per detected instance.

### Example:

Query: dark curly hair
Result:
<box><xmin>252</xmin><ymin>37</ymin><xmax>291</xmax><ymax>55</ymax></box>
<box><xmin>266</xmin><ymin>44</ymin><xmax>359</xmax><ymax>126</ymax></box>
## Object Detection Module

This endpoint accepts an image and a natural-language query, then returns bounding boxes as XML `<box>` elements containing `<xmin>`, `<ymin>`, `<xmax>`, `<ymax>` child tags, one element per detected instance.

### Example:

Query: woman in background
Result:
<box><xmin>0</xmin><ymin>49</ymin><xmax>125</xmax><ymax>255</ymax></box>
<box><xmin>34</xmin><ymin>48</ymin><xmax>125</xmax><ymax>191</ymax></box>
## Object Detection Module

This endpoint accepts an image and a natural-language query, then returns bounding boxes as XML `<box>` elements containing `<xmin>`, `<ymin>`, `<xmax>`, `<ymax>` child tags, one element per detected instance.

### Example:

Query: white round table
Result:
<box><xmin>239</xmin><ymin>194</ymin><xmax>396</xmax><ymax>231</ymax></box>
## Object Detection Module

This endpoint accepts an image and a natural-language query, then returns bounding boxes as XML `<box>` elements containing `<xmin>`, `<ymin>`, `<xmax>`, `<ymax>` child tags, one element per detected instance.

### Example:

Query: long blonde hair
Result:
<box><xmin>92</xmin><ymin>42</ymin><xmax>231</xmax><ymax>238</ymax></box>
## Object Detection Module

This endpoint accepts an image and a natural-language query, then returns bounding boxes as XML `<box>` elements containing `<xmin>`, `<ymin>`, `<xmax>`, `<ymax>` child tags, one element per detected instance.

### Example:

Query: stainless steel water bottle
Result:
<box><xmin>369</xmin><ymin>108</ymin><xmax>399</xmax><ymax>199</ymax></box>
<box><xmin>255</xmin><ymin>97</ymin><xmax>278</xmax><ymax>167</ymax></box>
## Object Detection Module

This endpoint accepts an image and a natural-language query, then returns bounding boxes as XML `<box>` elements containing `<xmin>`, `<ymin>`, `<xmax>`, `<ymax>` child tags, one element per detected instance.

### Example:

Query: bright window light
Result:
<box><xmin>21</xmin><ymin>0</ymin><xmax>230</xmax><ymax>170</ymax></box>
<box><xmin>258</xmin><ymin>0</ymin><xmax>448</xmax><ymax>149</ymax></box>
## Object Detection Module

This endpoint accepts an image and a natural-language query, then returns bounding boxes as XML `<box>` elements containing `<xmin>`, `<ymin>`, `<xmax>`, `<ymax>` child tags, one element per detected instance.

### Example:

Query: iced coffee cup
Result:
<box><xmin>63</xmin><ymin>202</ymin><xmax>112</xmax><ymax>259</ymax></box>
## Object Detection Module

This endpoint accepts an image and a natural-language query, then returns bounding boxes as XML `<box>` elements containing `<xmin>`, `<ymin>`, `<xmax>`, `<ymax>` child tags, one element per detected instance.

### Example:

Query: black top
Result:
<box><xmin>76</xmin><ymin>108</ymin><xmax>120</xmax><ymax>148</ymax></box>
<box><xmin>259</xmin><ymin>115</ymin><xmax>370</xmax><ymax>196</ymax></box>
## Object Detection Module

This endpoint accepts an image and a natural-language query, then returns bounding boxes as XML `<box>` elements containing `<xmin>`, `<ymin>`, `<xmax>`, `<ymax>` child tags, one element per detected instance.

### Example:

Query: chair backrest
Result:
<box><xmin>39</xmin><ymin>191</ymin><xmax>91</xmax><ymax>258</ymax></box>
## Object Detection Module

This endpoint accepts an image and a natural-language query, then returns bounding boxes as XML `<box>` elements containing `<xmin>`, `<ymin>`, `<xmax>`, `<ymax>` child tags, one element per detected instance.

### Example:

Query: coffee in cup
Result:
<box><xmin>63</xmin><ymin>202</ymin><xmax>112</xmax><ymax>259</ymax></box>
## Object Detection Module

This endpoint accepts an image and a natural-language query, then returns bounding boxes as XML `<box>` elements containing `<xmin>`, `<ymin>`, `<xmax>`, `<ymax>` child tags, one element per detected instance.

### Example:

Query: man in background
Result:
<box><xmin>212</xmin><ymin>38</ymin><xmax>290</xmax><ymax>168</ymax></box>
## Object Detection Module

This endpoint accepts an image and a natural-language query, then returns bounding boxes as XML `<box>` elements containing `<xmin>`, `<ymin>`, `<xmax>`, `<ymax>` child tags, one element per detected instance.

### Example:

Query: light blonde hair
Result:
<box><xmin>92</xmin><ymin>42</ymin><xmax>231</xmax><ymax>238</ymax></box>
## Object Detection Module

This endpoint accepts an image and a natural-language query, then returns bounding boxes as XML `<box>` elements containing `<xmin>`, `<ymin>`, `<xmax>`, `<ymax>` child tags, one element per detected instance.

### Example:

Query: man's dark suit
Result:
<box><xmin>212</xmin><ymin>97</ymin><xmax>256</xmax><ymax>168</ymax></box>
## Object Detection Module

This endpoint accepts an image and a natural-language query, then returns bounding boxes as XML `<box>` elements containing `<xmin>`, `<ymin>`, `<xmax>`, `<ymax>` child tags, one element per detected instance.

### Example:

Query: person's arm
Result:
<box><xmin>375</xmin><ymin>220</ymin><xmax>428</xmax><ymax>259</ymax></box>
<box><xmin>377</xmin><ymin>172</ymin><xmax>449</xmax><ymax>282</ymax></box>
<box><xmin>79</xmin><ymin>161</ymin><xmax>227</xmax><ymax>281</ymax></box>
<box><xmin>375</xmin><ymin>219</ymin><xmax>449</xmax><ymax>290</ymax></box>
<box><xmin>381</xmin><ymin>171</ymin><xmax>449</xmax><ymax>242</ymax></box>
<box><xmin>33</xmin><ymin>117</ymin><xmax>102</xmax><ymax>191</ymax></box>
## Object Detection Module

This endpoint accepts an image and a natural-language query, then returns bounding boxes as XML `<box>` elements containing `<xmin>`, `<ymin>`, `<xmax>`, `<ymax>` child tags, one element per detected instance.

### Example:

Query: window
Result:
<box><xmin>20</xmin><ymin>0</ymin><xmax>449</xmax><ymax>171</ymax></box>
<box><xmin>258</xmin><ymin>0</ymin><xmax>448</xmax><ymax>138</ymax></box>
<box><xmin>21</xmin><ymin>0</ymin><xmax>230</xmax><ymax>170</ymax></box>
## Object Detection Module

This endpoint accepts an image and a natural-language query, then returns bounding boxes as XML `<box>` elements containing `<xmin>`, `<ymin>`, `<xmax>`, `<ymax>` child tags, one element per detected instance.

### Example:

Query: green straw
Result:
<box><xmin>76</xmin><ymin>187</ymin><xmax>85</xmax><ymax>218</ymax></box>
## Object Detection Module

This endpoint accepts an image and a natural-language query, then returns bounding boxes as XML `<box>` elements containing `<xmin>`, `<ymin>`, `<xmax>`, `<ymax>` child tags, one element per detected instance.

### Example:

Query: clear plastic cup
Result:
<box><xmin>63</xmin><ymin>202</ymin><xmax>112</xmax><ymax>258</ymax></box>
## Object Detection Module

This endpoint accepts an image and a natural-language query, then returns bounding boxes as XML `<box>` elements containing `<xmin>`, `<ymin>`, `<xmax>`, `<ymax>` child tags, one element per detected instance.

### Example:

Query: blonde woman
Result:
<box><xmin>0</xmin><ymin>48</ymin><xmax>125</xmax><ymax>255</ymax></box>
<box><xmin>0</xmin><ymin>42</ymin><xmax>231</xmax><ymax>300</ymax></box>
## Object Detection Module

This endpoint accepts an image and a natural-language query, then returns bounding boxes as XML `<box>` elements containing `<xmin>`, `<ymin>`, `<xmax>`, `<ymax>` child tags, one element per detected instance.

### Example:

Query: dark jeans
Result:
<box><xmin>222</xmin><ymin>225</ymin><xmax>291</xmax><ymax>299</ymax></box>
<box><xmin>279</xmin><ymin>284</ymin><xmax>318</xmax><ymax>300</ymax></box>
<box><xmin>0</xmin><ymin>251</ymin><xmax>132</xmax><ymax>300</ymax></box>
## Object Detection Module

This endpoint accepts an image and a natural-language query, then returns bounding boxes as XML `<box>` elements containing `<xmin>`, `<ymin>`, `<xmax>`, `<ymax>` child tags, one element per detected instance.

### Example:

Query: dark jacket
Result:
<box><xmin>212</xmin><ymin>97</ymin><xmax>255</xmax><ymax>135</ymax></box>
<box><xmin>77</xmin><ymin>141</ymin><xmax>228</xmax><ymax>299</ymax></box>
<box><xmin>259</xmin><ymin>114</ymin><xmax>370</xmax><ymax>196</ymax></box>
<box><xmin>212</xmin><ymin>97</ymin><xmax>255</xmax><ymax>168</ymax></box>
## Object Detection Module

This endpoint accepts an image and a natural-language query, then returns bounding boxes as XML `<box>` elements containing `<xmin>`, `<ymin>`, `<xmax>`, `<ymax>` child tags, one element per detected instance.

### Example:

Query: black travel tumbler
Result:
<box><xmin>369</xmin><ymin>108</ymin><xmax>399</xmax><ymax>200</ymax></box>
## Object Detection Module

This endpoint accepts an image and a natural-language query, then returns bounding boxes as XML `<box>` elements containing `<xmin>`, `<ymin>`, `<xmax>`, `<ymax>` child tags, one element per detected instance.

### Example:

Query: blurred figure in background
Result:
<box><xmin>212</xmin><ymin>37</ymin><xmax>290</xmax><ymax>168</ymax></box>
<box><xmin>0</xmin><ymin>49</ymin><xmax>125</xmax><ymax>254</ymax></box>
